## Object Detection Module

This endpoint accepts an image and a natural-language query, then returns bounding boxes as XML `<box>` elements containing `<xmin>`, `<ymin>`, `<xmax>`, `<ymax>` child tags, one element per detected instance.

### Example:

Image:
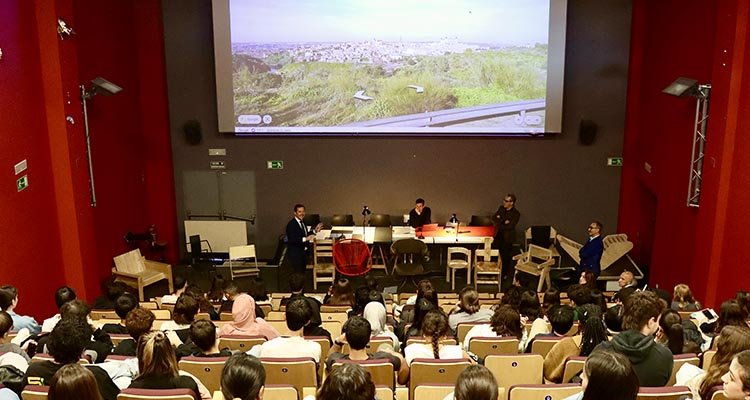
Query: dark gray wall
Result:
<box><xmin>162</xmin><ymin>0</ymin><xmax>632</xmax><ymax>258</ymax></box>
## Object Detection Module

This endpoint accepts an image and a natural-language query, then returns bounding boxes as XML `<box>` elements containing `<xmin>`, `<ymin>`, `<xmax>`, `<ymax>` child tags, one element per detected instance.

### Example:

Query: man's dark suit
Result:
<box><xmin>579</xmin><ymin>235</ymin><xmax>604</xmax><ymax>275</ymax></box>
<box><xmin>286</xmin><ymin>218</ymin><xmax>311</xmax><ymax>273</ymax></box>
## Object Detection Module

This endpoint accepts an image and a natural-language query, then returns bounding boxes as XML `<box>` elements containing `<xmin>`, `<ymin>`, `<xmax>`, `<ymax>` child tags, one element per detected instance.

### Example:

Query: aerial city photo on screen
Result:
<box><xmin>229</xmin><ymin>0</ymin><xmax>552</xmax><ymax>134</ymax></box>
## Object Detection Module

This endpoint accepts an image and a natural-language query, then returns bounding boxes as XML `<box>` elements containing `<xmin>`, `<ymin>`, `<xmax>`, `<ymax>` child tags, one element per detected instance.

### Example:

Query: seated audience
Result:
<box><xmin>128</xmin><ymin>331</ymin><xmax>200</xmax><ymax>399</ymax></box>
<box><xmin>247</xmin><ymin>297</ymin><xmax>322</xmax><ymax>362</ymax></box>
<box><xmin>612</xmin><ymin>271</ymin><xmax>638</xmax><ymax>303</ymax></box>
<box><xmin>314</xmin><ymin>363</ymin><xmax>375</xmax><ymax>400</ymax></box>
<box><xmin>544</xmin><ymin>304</ymin><xmax>606</xmax><ymax>382</ymax></box>
<box><xmin>160</xmin><ymin>276</ymin><xmax>187</xmax><ymax>305</ymax></box>
<box><xmin>567</xmin><ymin>284</ymin><xmax>592</xmax><ymax>309</ymax></box>
<box><xmin>463</xmin><ymin>305</ymin><xmax>525</xmax><ymax>352</ymax></box>
<box><xmin>39</xmin><ymin>300</ymin><xmax>113</xmax><ymax>363</ymax></box>
<box><xmin>443</xmin><ymin>364</ymin><xmax>499</xmax><ymax>400</ymax></box>
<box><xmin>655</xmin><ymin>308</ymin><xmax>686</xmax><ymax>355</ymax></box>
<box><xmin>326</xmin><ymin>316</ymin><xmax>409</xmax><ymax>385</ymax></box>
<box><xmin>0</xmin><ymin>311</ymin><xmax>31</xmax><ymax>363</ymax></box>
<box><xmin>219</xmin><ymin>280</ymin><xmax>240</xmax><ymax>313</ymax></box>
<box><xmin>48</xmin><ymin>363</ymin><xmax>102</xmax><ymax>400</ymax></box>
<box><xmin>671</xmin><ymin>284</ymin><xmax>701</xmax><ymax>311</ymax></box>
<box><xmin>676</xmin><ymin>325</ymin><xmax>750</xmax><ymax>400</ymax></box>
<box><xmin>217</xmin><ymin>293</ymin><xmax>279</xmax><ymax>339</ymax></box>
<box><xmin>101</xmin><ymin>293</ymin><xmax>138</xmax><ymax>335</ymax></box>
<box><xmin>349</xmin><ymin>286</ymin><xmax>373</xmax><ymax>317</ymax></box>
<box><xmin>112</xmin><ymin>307</ymin><xmax>155</xmax><ymax>356</ymax></box>
<box><xmin>247</xmin><ymin>278</ymin><xmax>271</xmax><ymax>317</ymax></box>
<box><xmin>594</xmin><ymin>290</ymin><xmax>673</xmax><ymax>387</ymax></box>
<box><xmin>721</xmin><ymin>349</ymin><xmax>750</xmax><ymax>400</ymax></box>
<box><xmin>589</xmin><ymin>290</ymin><xmax>607</xmax><ymax>311</ymax></box>
<box><xmin>324</xmin><ymin>278</ymin><xmax>355</xmax><ymax>307</ymax></box>
<box><xmin>542</xmin><ymin>287</ymin><xmax>561</xmax><ymax>317</ymax></box>
<box><xmin>498</xmin><ymin>286</ymin><xmax>523</xmax><ymax>310</ymax></box>
<box><xmin>280</xmin><ymin>273</ymin><xmax>323</xmax><ymax>328</ymax></box>
<box><xmin>220</xmin><ymin>353</ymin><xmax>265</xmax><ymax>400</ymax></box>
<box><xmin>0</xmin><ymin>285</ymin><xmax>41</xmax><ymax>335</ymax></box>
<box><xmin>736</xmin><ymin>291</ymin><xmax>750</xmax><ymax>321</ymax></box>
<box><xmin>160</xmin><ymin>293</ymin><xmax>199</xmax><ymax>343</ymax></box>
<box><xmin>717</xmin><ymin>300</ymin><xmax>748</xmax><ymax>334</ymax></box>
<box><xmin>177</xmin><ymin>320</ymin><xmax>231</xmax><ymax>358</ymax></box>
<box><xmin>562</xmin><ymin>350</ymin><xmax>639</xmax><ymax>400</ymax></box>
<box><xmin>362</xmin><ymin>302</ymin><xmax>400</xmax><ymax>349</ymax></box>
<box><xmin>519</xmin><ymin>289</ymin><xmax>550</xmax><ymax>341</ymax></box>
<box><xmin>395</xmin><ymin>279</ymin><xmax>437</xmax><ymax>323</ymax></box>
<box><xmin>91</xmin><ymin>278</ymin><xmax>130</xmax><ymax>310</ymax></box>
<box><xmin>579</xmin><ymin>271</ymin><xmax>597</xmax><ymax>290</ymax></box>
<box><xmin>406</xmin><ymin>310</ymin><xmax>470</xmax><ymax>365</ymax></box>
<box><xmin>23</xmin><ymin>318</ymin><xmax>119</xmax><ymax>400</ymax></box>
<box><xmin>448</xmin><ymin>287</ymin><xmax>493</xmax><ymax>331</ymax></box>
<box><xmin>42</xmin><ymin>286</ymin><xmax>77</xmax><ymax>333</ymax></box>
<box><xmin>401</xmin><ymin>298</ymin><xmax>438</xmax><ymax>347</ymax></box>
<box><xmin>604</xmin><ymin>304</ymin><xmax>624</xmax><ymax>334</ymax></box>
<box><xmin>185</xmin><ymin>286</ymin><xmax>219</xmax><ymax>321</ymax></box>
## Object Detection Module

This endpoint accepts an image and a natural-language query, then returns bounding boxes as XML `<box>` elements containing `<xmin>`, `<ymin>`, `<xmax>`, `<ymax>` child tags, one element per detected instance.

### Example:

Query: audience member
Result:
<box><xmin>396</xmin><ymin>279</ymin><xmax>437</xmax><ymax>324</ymax></box>
<box><xmin>91</xmin><ymin>278</ymin><xmax>130</xmax><ymax>310</ymax></box>
<box><xmin>542</xmin><ymin>288</ymin><xmax>561</xmax><ymax>317</ymax></box>
<box><xmin>112</xmin><ymin>307</ymin><xmax>155</xmax><ymax>356</ymax></box>
<box><xmin>362</xmin><ymin>302</ymin><xmax>400</xmax><ymax>349</ymax></box>
<box><xmin>405</xmin><ymin>310</ymin><xmax>470</xmax><ymax>365</ymax></box>
<box><xmin>567</xmin><ymin>284</ymin><xmax>592</xmax><ymax>308</ymax></box>
<box><xmin>178</xmin><ymin>320</ymin><xmax>231</xmax><ymax>358</ymax></box>
<box><xmin>672</xmin><ymin>284</ymin><xmax>701</xmax><ymax>311</ymax></box>
<box><xmin>656</xmin><ymin>308</ymin><xmax>685</xmax><ymax>355</ymax></box>
<box><xmin>160</xmin><ymin>276</ymin><xmax>187</xmax><ymax>305</ymax></box>
<box><xmin>247</xmin><ymin>278</ymin><xmax>272</xmax><ymax>311</ymax></box>
<box><xmin>612</xmin><ymin>271</ymin><xmax>638</xmax><ymax>303</ymax></box>
<box><xmin>128</xmin><ymin>331</ymin><xmax>200</xmax><ymax>399</ymax></box>
<box><xmin>206</xmin><ymin>274</ymin><xmax>226</xmax><ymax>303</ymax></box>
<box><xmin>185</xmin><ymin>286</ymin><xmax>219</xmax><ymax>321</ymax></box>
<box><xmin>50</xmin><ymin>300</ymin><xmax>113</xmax><ymax>364</ymax></box>
<box><xmin>160</xmin><ymin>293</ymin><xmax>198</xmax><ymax>344</ymax></box>
<box><xmin>716</xmin><ymin>300</ymin><xmax>748</xmax><ymax>335</ymax></box>
<box><xmin>42</xmin><ymin>286</ymin><xmax>77</xmax><ymax>333</ymax></box>
<box><xmin>23</xmin><ymin>318</ymin><xmax>119</xmax><ymax>400</ymax></box>
<box><xmin>448</xmin><ymin>287</ymin><xmax>493</xmax><ymax>331</ymax></box>
<box><xmin>220</xmin><ymin>353</ymin><xmax>265</xmax><ymax>400</ymax></box>
<box><xmin>219</xmin><ymin>281</ymin><xmax>241</xmax><ymax>313</ymax></box>
<box><xmin>280</xmin><ymin>273</ymin><xmax>323</xmax><ymax>327</ymax></box>
<box><xmin>314</xmin><ymin>363</ymin><xmax>375</xmax><ymax>400</ymax></box>
<box><xmin>444</xmin><ymin>364</ymin><xmax>499</xmax><ymax>400</ymax></box>
<box><xmin>402</xmin><ymin>298</ymin><xmax>438</xmax><ymax>347</ymax></box>
<box><xmin>595</xmin><ymin>290</ymin><xmax>672</xmax><ymax>386</ymax></box>
<box><xmin>589</xmin><ymin>289</ymin><xmax>607</xmax><ymax>312</ymax></box>
<box><xmin>544</xmin><ymin>304</ymin><xmax>606</xmax><ymax>382</ymax></box>
<box><xmin>498</xmin><ymin>286</ymin><xmax>523</xmax><ymax>310</ymax></box>
<box><xmin>579</xmin><ymin>271</ymin><xmax>597</xmax><ymax>290</ymax></box>
<box><xmin>247</xmin><ymin>297</ymin><xmax>322</xmax><ymax>362</ymax></box>
<box><xmin>48</xmin><ymin>363</ymin><xmax>102</xmax><ymax>400</ymax></box>
<box><xmin>736</xmin><ymin>291</ymin><xmax>750</xmax><ymax>321</ymax></box>
<box><xmin>325</xmin><ymin>278</ymin><xmax>355</xmax><ymax>307</ymax></box>
<box><xmin>562</xmin><ymin>350</ymin><xmax>639</xmax><ymax>400</ymax></box>
<box><xmin>101</xmin><ymin>293</ymin><xmax>138</xmax><ymax>335</ymax></box>
<box><xmin>519</xmin><ymin>289</ymin><xmax>549</xmax><ymax>340</ymax></box>
<box><xmin>720</xmin><ymin>349</ymin><xmax>750</xmax><ymax>400</ymax></box>
<box><xmin>350</xmin><ymin>286</ymin><xmax>373</xmax><ymax>317</ymax></box>
<box><xmin>217</xmin><ymin>294</ymin><xmax>279</xmax><ymax>339</ymax></box>
<box><xmin>604</xmin><ymin>304</ymin><xmax>624</xmax><ymax>334</ymax></box>
<box><xmin>326</xmin><ymin>316</ymin><xmax>409</xmax><ymax>385</ymax></box>
<box><xmin>0</xmin><ymin>285</ymin><xmax>41</xmax><ymax>335</ymax></box>
<box><xmin>463</xmin><ymin>304</ymin><xmax>525</xmax><ymax>352</ymax></box>
<box><xmin>0</xmin><ymin>311</ymin><xmax>31</xmax><ymax>363</ymax></box>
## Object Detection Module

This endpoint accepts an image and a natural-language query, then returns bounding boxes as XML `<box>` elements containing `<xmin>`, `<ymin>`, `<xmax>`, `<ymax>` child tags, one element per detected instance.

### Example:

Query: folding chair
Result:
<box><xmin>636</xmin><ymin>386</ymin><xmax>692</xmax><ymax>400</ymax></box>
<box><xmin>468</xmin><ymin>336</ymin><xmax>520</xmax><ymax>358</ymax></box>
<box><xmin>217</xmin><ymin>335</ymin><xmax>266</xmax><ymax>351</ymax></box>
<box><xmin>667</xmin><ymin>353</ymin><xmax>700</xmax><ymax>386</ymax></box>
<box><xmin>530</xmin><ymin>337</ymin><xmax>566</xmax><ymax>358</ymax></box>
<box><xmin>333</xmin><ymin>358</ymin><xmax>396</xmax><ymax>390</ymax></box>
<box><xmin>409</xmin><ymin>358</ymin><xmax>471</xmax><ymax>400</ymax></box>
<box><xmin>413</xmin><ymin>384</ymin><xmax>454</xmax><ymax>400</ymax></box>
<box><xmin>178</xmin><ymin>356</ymin><xmax>228</xmax><ymax>393</ymax></box>
<box><xmin>485</xmin><ymin>354</ymin><xmax>544</xmax><ymax>400</ymax></box>
<box><xmin>117</xmin><ymin>389</ymin><xmax>196</xmax><ymax>400</ymax></box>
<box><xmin>263</xmin><ymin>384</ymin><xmax>299</xmax><ymax>400</ymax></box>
<box><xmin>261</xmin><ymin>357</ymin><xmax>318</xmax><ymax>397</ymax></box>
<box><xmin>21</xmin><ymin>385</ymin><xmax>49</xmax><ymax>400</ymax></box>
<box><xmin>561</xmin><ymin>356</ymin><xmax>586</xmax><ymax>384</ymax></box>
<box><xmin>702</xmin><ymin>349</ymin><xmax>717</xmax><ymax>371</ymax></box>
<box><xmin>457</xmin><ymin>322</ymin><xmax>486</xmax><ymax>344</ymax></box>
<box><xmin>508</xmin><ymin>384</ymin><xmax>581</xmax><ymax>400</ymax></box>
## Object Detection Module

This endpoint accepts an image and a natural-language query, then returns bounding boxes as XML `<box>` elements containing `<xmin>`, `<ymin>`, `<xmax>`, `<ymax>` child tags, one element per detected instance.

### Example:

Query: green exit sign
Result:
<box><xmin>607</xmin><ymin>157</ymin><xmax>623</xmax><ymax>167</ymax></box>
<box><xmin>267</xmin><ymin>160</ymin><xmax>284</xmax><ymax>170</ymax></box>
<box><xmin>16</xmin><ymin>175</ymin><xmax>29</xmax><ymax>192</ymax></box>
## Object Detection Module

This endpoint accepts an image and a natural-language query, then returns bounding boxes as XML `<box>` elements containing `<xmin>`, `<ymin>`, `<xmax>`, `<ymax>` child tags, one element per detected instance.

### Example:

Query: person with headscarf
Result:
<box><xmin>218</xmin><ymin>294</ymin><xmax>279</xmax><ymax>339</ymax></box>
<box><xmin>363</xmin><ymin>302</ymin><xmax>399</xmax><ymax>349</ymax></box>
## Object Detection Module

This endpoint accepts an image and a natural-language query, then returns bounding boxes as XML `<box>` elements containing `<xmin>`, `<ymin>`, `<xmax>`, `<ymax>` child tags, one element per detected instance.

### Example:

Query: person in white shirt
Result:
<box><xmin>463</xmin><ymin>304</ymin><xmax>526</xmax><ymax>352</ymax></box>
<box><xmin>404</xmin><ymin>310</ymin><xmax>471</xmax><ymax>365</ymax></box>
<box><xmin>42</xmin><ymin>286</ymin><xmax>77</xmax><ymax>333</ymax></box>
<box><xmin>247</xmin><ymin>297</ymin><xmax>321</xmax><ymax>362</ymax></box>
<box><xmin>160</xmin><ymin>276</ymin><xmax>187</xmax><ymax>305</ymax></box>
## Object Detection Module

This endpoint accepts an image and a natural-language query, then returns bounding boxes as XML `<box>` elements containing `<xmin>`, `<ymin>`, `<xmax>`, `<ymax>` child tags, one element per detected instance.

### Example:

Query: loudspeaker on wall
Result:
<box><xmin>579</xmin><ymin>119</ymin><xmax>598</xmax><ymax>146</ymax></box>
<box><xmin>183</xmin><ymin>120</ymin><xmax>202</xmax><ymax>145</ymax></box>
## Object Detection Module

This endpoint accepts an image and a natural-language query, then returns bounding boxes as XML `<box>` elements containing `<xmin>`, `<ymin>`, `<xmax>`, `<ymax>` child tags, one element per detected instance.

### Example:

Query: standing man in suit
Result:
<box><xmin>286</xmin><ymin>204</ymin><xmax>322</xmax><ymax>274</ymax></box>
<box><xmin>580</xmin><ymin>221</ymin><xmax>604</xmax><ymax>275</ymax></box>
<box><xmin>492</xmin><ymin>193</ymin><xmax>520</xmax><ymax>274</ymax></box>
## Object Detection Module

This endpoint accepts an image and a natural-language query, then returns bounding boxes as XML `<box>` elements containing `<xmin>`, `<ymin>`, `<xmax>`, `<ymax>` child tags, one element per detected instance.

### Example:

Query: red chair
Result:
<box><xmin>333</xmin><ymin>238</ymin><xmax>372</xmax><ymax>276</ymax></box>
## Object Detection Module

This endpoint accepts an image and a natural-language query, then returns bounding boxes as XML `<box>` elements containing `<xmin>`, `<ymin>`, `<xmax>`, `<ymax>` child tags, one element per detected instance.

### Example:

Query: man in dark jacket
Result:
<box><xmin>595</xmin><ymin>290</ymin><xmax>673</xmax><ymax>386</ymax></box>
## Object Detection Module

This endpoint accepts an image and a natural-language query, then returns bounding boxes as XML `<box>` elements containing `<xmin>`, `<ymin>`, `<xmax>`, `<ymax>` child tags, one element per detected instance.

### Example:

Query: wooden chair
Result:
<box><xmin>322</xmin><ymin>320</ymin><xmax>343</xmax><ymax>339</ymax></box>
<box><xmin>178</xmin><ymin>356</ymin><xmax>229</xmax><ymax>393</ymax></box>
<box><xmin>266</xmin><ymin>311</ymin><xmax>285</xmax><ymax>320</ymax></box>
<box><xmin>262</xmin><ymin>385</ymin><xmax>299</xmax><ymax>400</ymax></box>
<box><xmin>218</xmin><ymin>312</ymin><xmax>233</xmax><ymax>321</ymax></box>
<box><xmin>457</xmin><ymin>322</ymin><xmax>486</xmax><ymax>344</ymax></box>
<box><xmin>117</xmin><ymin>388</ymin><xmax>196</xmax><ymax>400</ymax></box>
<box><xmin>259</xmin><ymin>303</ymin><xmax>272</xmax><ymax>316</ymax></box>
<box><xmin>320</xmin><ymin>312</ymin><xmax>349</xmax><ymax>324</ymax></box>
<box><xmin>530</xmin><ymin>336</ymin><xmax>566</xmax><ymax>358</ymax></box>
<box><xmin>228</xmin><ymin>245</ymin><xmax>260</xmax><ymax>280</ymax></box>
<box><xmin>305</xmin><ymin>336</ymin><xmax>331</xmax><ymax>379</ymax></box>
<box><xmin>485</xmin><ymin>354</ymin><xmax>544</xmax><ymax>400</ymax></box>
<box><xmin>561</xmin><ymin>356</ymin><xmax>587</xmax><ymax>384</ymax></box>
<box><xmin>262</xmin><ymin>357</ymin><xmax>318</xmax><ymax>397</ymax></box>
<box><xmin>703</xmin><ymin>349</ymin><xmax>717</xmax><ymax>371</ymax></box>
<box><xmin>636</xmin><ymin>386</ymin><xmax>691</xmax><ymax>400</ymax></box>
<box><xmin>342</xmin><ymin>336</ymin><xmax>393</xmax><ymax>355</ymax></box>
<box><xmin>667</xmin><ymin>353</ymin><xmax>700</xmax><ymax>386</ymax></box>
<box><xmin>409</xmin><ymin>358</ymin><xmax>471</xmax><ymax>400</ymax></box>
<box><xmin>468</xmin><ymin>336</ymin><xmax>520</xmax><ymax>358</ymax></box>
<box><xmin>217</xmin><ymin>335</ymin><xmax>266</xmax><ymax>351</ymax></box>
<box><xmin>446</xmin><ymin>247</ymin><xmax>471</xmax><ymax>290</ymax></box>
<box><xmin>474</xmin><ymin>238</ymin><xmax>502</xmax><ymax>292</ymax></box>
<box><xmin>140</xmin><ymin>301</ymin><xmax>158</xmax><ymax>310</ymax></box>
<box><xmin>21</xmin><ymin>385</ymin><xmax>49</xmax><ymax>400</ymax></box>
<box><xmin>333</xmin><ymin>358</ymin><xmax>396</xmax><ymax>390</ymax></box>
<box><xmin>508</xmin><ymin>384</ymin><xmax>581</xmax><ymax>400</ymax></box>
<box><xmin>112</xmin><ymin>248</ymin><xmax>173</xmax><ymax>301</ymax></box>
<box><xmin>313</xmin><ymin>239</ymin><xmax>336</xmax><ymax>290</ymax></box>
<box><xmin>90</xmin><ymin>310</ymin><xmax>118</xmax><ymax>320</ymax></box>
<box><xmin>375</xmin><ymin>386</ymin><xmax>394</xmax><ymax>400</ymax></box>
<box><xmin>265</xmin><ymin>320</ymin><xmax>292</xmax><ymax>336</ymax></box>
<box><xmin>194</xmin><ymin>312</ymin><xmax>211</xmax><ymax>321</ymax></box>
<box><xmin>152</xmin><ymin>309</ymin><xmax>171</xmax><ymax>320</ymax></box>
<box><xmin>413</xmin><ymin>384</ymin><xmax>454</xmax><ymax>400</ymax></box>
<box><xmin>513</xmin><ymin>245</ymin><xmax>555</xmax><ymax>292</ymax></box>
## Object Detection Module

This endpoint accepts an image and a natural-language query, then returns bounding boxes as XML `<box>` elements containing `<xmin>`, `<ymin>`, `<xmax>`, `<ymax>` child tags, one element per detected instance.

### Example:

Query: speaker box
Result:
<box><xmin>183</xmin><ymin>120</ymin><xmax>202</xmax><ymax>145</ymax></box>
<box><xmin>579</xmin><ymin>119</ymin><xmax>598</xmax><ymax>146</ymax></box>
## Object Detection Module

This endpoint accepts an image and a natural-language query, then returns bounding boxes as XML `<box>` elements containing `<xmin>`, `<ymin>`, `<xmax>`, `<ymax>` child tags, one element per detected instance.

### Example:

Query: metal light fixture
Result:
<box><xmin>663</xmin><ymin>77</ymin><xmax>711</xmax><ymax>207</ymax></box>
<box><xmin>80</xmin><ymin>77</ymin><xmax>123</xmax><ymax>207</ymax></box>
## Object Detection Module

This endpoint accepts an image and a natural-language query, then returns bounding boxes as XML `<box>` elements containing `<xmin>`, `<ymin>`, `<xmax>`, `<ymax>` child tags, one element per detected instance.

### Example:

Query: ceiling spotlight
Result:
<box><xmin>662</xmin><ymin>77</ymin><xmax>709</xmax><ymax>99</ymax></box>
<box><xmin>81</xmin><ymin>77</ymin><xmax>123</xmax><ymax>100</ymax></box>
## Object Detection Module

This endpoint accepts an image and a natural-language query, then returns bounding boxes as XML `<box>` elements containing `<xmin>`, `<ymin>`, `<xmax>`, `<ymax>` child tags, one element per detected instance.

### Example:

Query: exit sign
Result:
<box><xmin>607</xmin><ymin>157</ymin><xmax>623</xmax><ymax>167</ymax></box>
<box><xmin>16</xmin><ymin>175</ymin><xmax>29</xmax><ymax>192</ymax></box>
<box><xmin>267</xmin><ymin>160</ymin><xmax>284</xmax><ymax>170</ymax></box>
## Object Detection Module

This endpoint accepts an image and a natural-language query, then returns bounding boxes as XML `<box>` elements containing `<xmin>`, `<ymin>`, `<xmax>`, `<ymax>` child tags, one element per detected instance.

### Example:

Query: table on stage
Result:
<box><xmin>315</xmin><ymin>225</ymin><xmax>495</xmax><ymax>245</ymax></box>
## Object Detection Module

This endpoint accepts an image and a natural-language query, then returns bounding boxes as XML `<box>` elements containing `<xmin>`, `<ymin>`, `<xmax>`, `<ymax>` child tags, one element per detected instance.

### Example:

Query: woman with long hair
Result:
<box><xmin>404</xmin><ymin>310</ymin><xmax>470</xmax><ymax>365</ymax></box>
<box><xmin>128</xmin><ymin>331</ymin><xmax>200</xmax><ymax>398</ymax></box>
<box><xmin>721</xmin><ymin>349</ymin><xmax>750</xmax><ymax>400</ymax></box>
<box><xmin>450</xmin><ymin>364</ymin><xmax>499</xmax><ymax>400</ymax></box>
<box><xmin>716</xmin><ymin>300</ymin><xmax>748</xmax><ymax>334</ymax></box>
<box><xmin>672</xmin><ymin>284</ymin><xmax>701</xmax><ymax>311</ymax></box>
<box><xmin>656</xmin><ymin>308</ymin><xmax>685</xmax><ymax>355</ymax></box>
<box><xmin>519</xmin><ymin>289</ymin><xmax>549</xmax><ymax>344</ymax></box>
<box><xmin>325</xmin><ymin>278</ymin><xmax>355</xmax><ymax>307</ymax></box>
<box><xmin>316</xmin><ymin>363</ymin><xmax>375</xmax><ymax>400</ymax></box>
<box><xmin>579</xmin><ymin>271</ymin><xmax>597</xmax><ymax>290</ymax></box>
<box><xmin>463</xmin><ymin>305</ymin><xmax>525</xmax><ymax>352</ymax></box>
<box><xmin>160</xmin><ymin>293</ymin><xmax>199</xmax><ymax>343</ymax></box>
<box><xmin>48</xmin><ymin>364</ymin><xmax>102</xmax><ymax>400</ymax></box>
<box><xmin>544</xmin><ymin>304</ymin><xmax>607</xmax><ymax>383</ymax></box>
<box><xmin>220</xmin><ymin>353</ymin><xmax>265</xmax><ymax>400</ymax></box>
<box><xmin>562</xmin><ymin>350</ymin><xmax>639</xmax><ymax>400</ymax></box>
<box><xmin>402</xmin><ymin>298</ymin><xmax>438</xmax><ymax>348</ymax></box>
<box><xmin>217</xmin><ymin>293</ymin><xmax>279</xmax><ymax>339</ymax></box>
<box><xmin>448</xmin><ymin>286</ymin><xmax>493</xmax><ymax>331</ymax></box>
<box><xmin>362</xmin><ymin>301</ymin><xmax>400</xmax><ymax>349</ymax></box>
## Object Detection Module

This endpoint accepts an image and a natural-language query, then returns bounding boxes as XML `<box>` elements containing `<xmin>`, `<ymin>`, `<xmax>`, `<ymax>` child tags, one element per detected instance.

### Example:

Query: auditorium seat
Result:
<box><xmin>117</xmin><ymin>388</ymin><xmax>196</xmax><ymax>400</ymax></box>
<box><xmin>636</xmin><ymin>386</ymin><xmax>691</xmax><ymax>400</ymax></box>
<box><xmin>468</xmin><ymin>336</ymin><xmax>520</xmax><ymax>358</ymax></box>
<box><xmin>485</xmin><ymin>354</ymin><xmax>544</xmax><ymax>400</ymax></box>
<box><xmin>508</xmin><ymin>383</ymin><xmax>581</xmax><ymax>400</ymax></box>
<box><xmin>178</xmin><ymin>356</ymin><xmax>228</xmax><ymax>392</ymax></box>
<box><xmin>409</xmin><ymin>358</ymin><xmax>471</xmax><ymax>400</ymax></box>
<box><xmin>561</xmin><ymin>356</ymin><xmax>586</xmax><ymax>384</ymax></box>
<box><xmin>262</xmin><ymin>357</ymin><xmax>318</xmax><ymax>396</ymax></box>
<box><xmin>333</xmin><ymin>358</ymin><xmax>396</xmax><ymax>389</ymax></box>
<box><xmin>217</xmin><ymin>335</ymin><xmax>266</xmax><ymax>351</ymax></box>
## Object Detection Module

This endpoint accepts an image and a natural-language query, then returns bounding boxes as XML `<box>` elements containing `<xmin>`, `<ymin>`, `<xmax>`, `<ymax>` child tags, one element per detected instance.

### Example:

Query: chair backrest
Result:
<box><xmin>178</xmin><ymin>356</ymin><xmax>229</xmax><ymax>393</ymax></box>
<box><xmin>321</xmin><ymin>320</ymin><xmax>343</xmax><ymax>339</ymax></box>
<box><xmin>369</xmin><ymin>214</ymin><xmax>392</xmax><ymax>227</ymax></box>
<box><xmin>261</xmin><ymin>357</ymin><xmax>317</xmax><ymax>396</ymax></box>
<box><xmin>668</xmin><ymin>353</ymin><xmax>700</xmax><ymax>385</ymax></box>
<box><xmin>342</xmin><ymin>336</ymin><xmax>393</xmax><ymax>355</ymax></box>
<box><xmin>702</xmin><ymin>349</ymin><xmax>717</xmax><ymax>371</ymax></box>
<box><xmin>470</xmin><ymin>215</ymin><xmax>494</xmax><ymax>227</ymax></box>
<box><xmin>320</xmin><ymin>312</ymin><xmax>349</xmax><ymax>324</ymax></box>
<box><xmin>219</xmin><ymin>312</ymin><xmax>234</xmax><ymax>321</ymax></box>
<box><xmin>314</xmin><ymin>239</ymin><xmax>334</xmax><ymax>265</ymax></box>
<box><xmin>447</xmin><ymin>247</ymin><xmax>471</xmax><ymax>261</ymax></box>
<box><xmin>508</xmin><ymin>384</ymin><xmax>581</xmax><ymax>400</ymax></box>
<box><xmin>140</xmin><ymin>301</ymin><xmax>159</xmax><ymax>310</ymax></box>
<box><xmin>229</xmin><ymin>245</ymin><xmax>256</xmax><ymax>261</ymax></box>
<box><xmin>405</xmin><ymin>337</ymin><xmax>457</xmax><ymax>346</ymax></box>
<box><xmin>109</xmin><ymin>334</ymin><xmax>131</xmax><ymax>346</ymax></box>
<box><xmin>601</xmin><ymin>234</ymin><xmax>634</xmax><ymax>271</ymax></box>
<box><xmin>333</xmin><ymin>238</ymin><xmax>372</xmax><ymax>276</ymax></box>
<box><xmin>320</xmin><ymin>305</ymin><xmax>351</xmax><ymax>313</ymax></box>
<box><xmin>303</xmin><ymin>214</ymin><xmax>320</xmax><ymax>228</ymax></box>
<box><xmin>457</xmin><ymin>322</ymin><xmax>487</xmax><ymax>344</ymax></box>
<box><xmin>31</xmin><ymin>353</ymin><xmax>88</xmax><ymax>365</ymax></box>
<box><xmin>265</xmin><ymin>320</ymin><xmax>292</xmax><ymax>336</ymax></box>
<box><xmin>391</xmin><ymin>239</ymin><xmax>428</xmax><ymax>262</ymax></box>
<box><xmin>468</xmin><ymin>337</ymin><xmax>520</xmax><ymax>358</ymax></box>
<box><xmin>90</xmin><ymin>310</ymin><xmax>119</xmax><ymax>320</ymax></box>
<box><xmin>562</xmin><ymin>356</ymin><xmax>587</xmax><ymax>384</ymax></box>
<box><xmin>525</xmin><ymin>244</ymin><xmax>553</xmax><ymax>263</ymax></box>
<box><xmin>118</xmin><ymin>388</ymin><xmax>196</xmax><ymax>400</ymax></box>
<box><xmin>375</xmin><ymin>386</ymin><xmax>394</xmax><ymax>400</ymax></box>
<box><xmin>636</xmin><ymin>386</ymin><xmax>691</xmax><ymax>400</ymax></box>
<box><xmin>262</xmin><ymin>384</ymin><xmax>298</xmax><ymax>400</ymax></box>
<box><xmin>21</xmin><ymin>385</ymin><xmax>49</xmax><ymax>400</ymax></box>
<box><xmin>189</xmin><ymin>235</ymin><xmax>202</xmax><ymax>258</ymax></box>
<box><xmin>485</xmin><ymin>354</ymin><xmax>544</xmax><ymax>400</ymax></box>
<box><xmin>152</xmin><ymin>309</ymin><xmax>172</xmax><ymax>320</ymax></box>
<box><xmin>530</xmin><ymin>337</ymin><xmax>565</xmax><ymax>358</ymax></box>
<box><xmin>413</xmin><ymin>384</ymin><xmax>454</xmax><ymax>400</ymax></box>
<box><xmin>529</xmin><ymin>226</ymin><xmax>553</xmax><ymax>248</ymax></box>
<box><xmin>331</xmin><ymin>214</ymin><xmax>355</xmax><ymax>226</ymax></box>
<box><xmin>409</xmin><ymin>358</ymin><xmax>471</xmax><ymax>400</ymax></box>
<box><xmin>217</xmin><ymin>335</ymin><xmax>266</xmax><ymax>351</ymax></box>
<box><xmin>113</xmin><ymin>249</ymin><xmax>146</xmax><ymax>274</ymax></box>
<box><xmin>333</xmin><ymin>358</ymin><xmax>396</xmax><ymax>389</ymax></box>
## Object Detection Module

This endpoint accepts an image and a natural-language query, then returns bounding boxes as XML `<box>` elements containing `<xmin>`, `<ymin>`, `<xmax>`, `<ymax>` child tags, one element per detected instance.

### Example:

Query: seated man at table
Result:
<box><xmin>408</xmin><ymin>198</ymin><xmax>432</xmax><ymax>228</ymax></box>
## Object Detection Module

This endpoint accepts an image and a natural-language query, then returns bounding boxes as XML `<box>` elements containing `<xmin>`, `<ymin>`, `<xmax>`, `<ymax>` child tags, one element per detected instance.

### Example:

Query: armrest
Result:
<box><xmin>112</xmin><ymin>270</ymin><xmax>141</xmax><ymax>279</ymax></box>
<box><xmin>512</xmin><ymin>253</ymin><xmax>525</xmax><ymax>261</ymax></box>
<box><xmin>144</xmin><ymin>259</ymin><xmax>171</xmax><ymax>274</ymax></box>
